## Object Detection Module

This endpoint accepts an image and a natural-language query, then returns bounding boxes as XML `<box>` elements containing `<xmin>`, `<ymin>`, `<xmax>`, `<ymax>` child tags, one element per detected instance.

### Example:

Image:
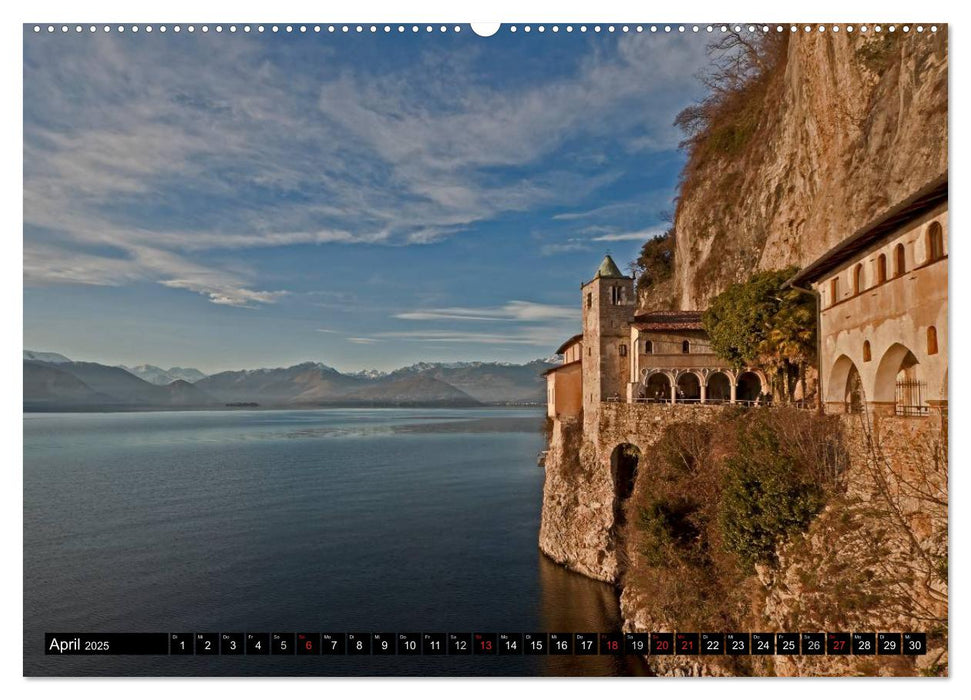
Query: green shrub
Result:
<box><xmin>637</xmin><ymin>497</ymin><xmax>702</xmax><ymax>567</ymax></box>
<box><xmin>718</xmin><ymin>419</ymin><xmax>825</xmax><ymax>568</ymax></box>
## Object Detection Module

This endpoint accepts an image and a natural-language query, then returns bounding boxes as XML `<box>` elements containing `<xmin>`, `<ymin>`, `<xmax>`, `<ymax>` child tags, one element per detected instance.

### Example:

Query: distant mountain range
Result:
<box><xmin>122</xmin><ymin>364</ymin><xmax>208</xmax><ymax>385</ymax></box>
<box><xmin>23</xmin><ymin>350</ymin><xmax>556</xmax><ymax>411</ymax></box>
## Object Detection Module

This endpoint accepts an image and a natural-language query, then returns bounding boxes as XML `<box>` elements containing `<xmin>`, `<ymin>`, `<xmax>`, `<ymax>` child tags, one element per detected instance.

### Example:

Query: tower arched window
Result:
<box><xmin>644</xmin><ymin>340</ymin><xmax>653</xmax><ymax>354</ymax></box>
<box><xmin>927</xmin><ymin>326</ymin><xmax>939</xmax><ymax>355</ymax></box>
<box><xmin>682</xmin><ymin>340</ymin><xmax>690</xmax><ymax>354</ymax></box>
<box><xmin>863</xmin><ymin>340</ymin><xmax>871</xmax><ymax>363</ymax></box>
<box><xmin>830</xmin><ymin>276</ymin><xmax>840</xmax><ymax>306</ymax></box>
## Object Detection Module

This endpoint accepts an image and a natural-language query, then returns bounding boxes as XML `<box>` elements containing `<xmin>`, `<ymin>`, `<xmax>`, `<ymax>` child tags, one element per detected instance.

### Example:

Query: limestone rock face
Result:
<box><xmin>669</xmin><ymin>30</ymin><xmax>947</xmax><ymax>310</ymax></box>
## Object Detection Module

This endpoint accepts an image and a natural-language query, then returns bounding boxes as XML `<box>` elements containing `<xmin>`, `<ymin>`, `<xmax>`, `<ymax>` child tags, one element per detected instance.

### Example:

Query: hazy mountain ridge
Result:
<box><xmin>23</xmin><ymin>350</ymin><xmax>72</xmax><ymax>364</ymax></box>
<box><xmin>23</xmin><ymin>354</ymin><xmax>557</xmax><ymax>411</ymax></box>
<box><xmin>24</xmin><ymin>360</ymin><xmax>217</xmax><ymax>411</ymax></box>
<box><xmin>122</xmin><ymin>364</ymin><xmax>208</xmax><ymax>385</ymax></box>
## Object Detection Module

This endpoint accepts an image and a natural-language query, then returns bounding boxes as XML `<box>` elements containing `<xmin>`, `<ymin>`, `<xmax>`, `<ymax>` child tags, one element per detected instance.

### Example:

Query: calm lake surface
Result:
<box><xmin>24</xmin><ymin>408</ymin><xmax>647</xmax><ymax>676</ymax></box>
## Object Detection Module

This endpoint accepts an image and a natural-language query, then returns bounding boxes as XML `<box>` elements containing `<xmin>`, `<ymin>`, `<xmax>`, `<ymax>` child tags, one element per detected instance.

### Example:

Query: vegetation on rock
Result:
<box><xmin>626</xmin><ymin>409</ymin><xmax>845</xmax><ymax>643</ymax></box>
<box><xmin>631</xmin><ymin>226</ymin><xmax>675</xmax><ymax>296</ymax></box>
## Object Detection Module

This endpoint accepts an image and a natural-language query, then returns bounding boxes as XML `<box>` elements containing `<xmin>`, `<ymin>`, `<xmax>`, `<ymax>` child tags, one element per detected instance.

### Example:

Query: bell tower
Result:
<box><xmin>581</xmin><ymin>255</ymin><xmax>635</xmax><ymax>431</ymax></box>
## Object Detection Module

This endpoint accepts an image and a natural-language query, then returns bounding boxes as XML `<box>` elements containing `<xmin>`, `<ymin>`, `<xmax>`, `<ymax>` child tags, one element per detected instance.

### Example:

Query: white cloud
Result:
<box><xmin>23</xmin><ymin>32</ymin><xmax>708</xmax><ymax>305</ymax></box>
<box><xmin>590</xmin><ymin>226</ymin><xmax>669</xmax><ymax>242</ymax></box>
<box><xmin>395</xmin><ymin>300</ymin><xmax>574</xmax><ymax>323</ymax></box>
<box><xmin>347</xmin><ymin>337</ymin><xmax>380</xmax><ymax>345</ymax></box>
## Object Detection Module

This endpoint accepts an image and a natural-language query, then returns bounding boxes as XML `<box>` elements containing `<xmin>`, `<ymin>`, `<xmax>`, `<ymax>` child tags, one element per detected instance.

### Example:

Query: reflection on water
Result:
<box><xmin>538</xmin><ymin>554</ymin><xmax>651</xmax><ymax>677</ymax></box>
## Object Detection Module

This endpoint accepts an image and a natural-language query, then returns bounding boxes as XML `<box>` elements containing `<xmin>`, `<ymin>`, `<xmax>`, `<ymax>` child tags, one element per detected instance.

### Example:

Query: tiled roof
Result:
<box><xmin>542</xmin><ymin>359</ymin><xmax>581</xmax><ymax>376</ymax></box>
<box><xmin>555</xmin><ymin>333</ymin><xmax>583</xmax><ymax>355</ymax></box>
<box><xmin>632</xmin><ymin>310</ymin><xmax>704</xmax><ymax>331</ymax></box>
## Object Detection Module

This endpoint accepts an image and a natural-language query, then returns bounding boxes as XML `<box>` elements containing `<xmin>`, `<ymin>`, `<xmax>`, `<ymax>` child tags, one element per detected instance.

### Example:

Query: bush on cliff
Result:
<box><xmin>625</xmin><ymin>408</ymin><xmax>845</xmax><ymax>636</ymax></box>
<box><xmin>719</xmin><ymin>418</ymin><xmax>826</xmax><ymax>569</ymax></box>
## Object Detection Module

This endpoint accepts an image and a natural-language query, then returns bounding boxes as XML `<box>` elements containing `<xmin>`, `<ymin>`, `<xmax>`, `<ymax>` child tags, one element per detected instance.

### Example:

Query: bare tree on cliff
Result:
<box><xmin>675</xmin><ymin>29</ymin><xmax>788</xmax><ymax>164</ymax></box>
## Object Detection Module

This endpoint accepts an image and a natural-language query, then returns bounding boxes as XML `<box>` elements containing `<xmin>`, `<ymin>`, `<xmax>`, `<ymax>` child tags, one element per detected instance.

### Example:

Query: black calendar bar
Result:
<box><xmin>44</xmin><ymin>632</ymin><xmax>929</xmax><ymax>656</ymax></box>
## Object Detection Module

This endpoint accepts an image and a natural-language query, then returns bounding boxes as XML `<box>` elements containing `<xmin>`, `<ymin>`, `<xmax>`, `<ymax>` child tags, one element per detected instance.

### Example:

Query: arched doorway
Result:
<box><xmin>874</xmin><ymin>343</ymin><xmax>924</xmax><ymax>416</ymax></box>
<box><xmin>610</xmin><ymin>443</ymin><xmax>640</xmax><ymax>530</ymax></box>
<box><xmin>707</xmin><ymin>372</ymin><xmax>732</xmax><ymax>404</ymax></box>
<box><xmin>645</xmin><ymin>372</ymin><xmax>672</xmax><ymax>403</ymax></box>
<box><xmin>736</xmin><ymin>372</ymin><xmax>762</xmax><ymax>403</ymax></box>
<box><xmin>676</xmin><ymin>372</ymin><xmax>701</xmax><ymax>402</ymax></box>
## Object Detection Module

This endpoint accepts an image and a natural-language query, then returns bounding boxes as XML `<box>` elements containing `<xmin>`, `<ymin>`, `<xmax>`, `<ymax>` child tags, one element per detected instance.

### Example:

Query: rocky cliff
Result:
<box><xmin>665</xmin><ymin>29</ymin><xmax>947</xmax><ymax>310</ymax></box>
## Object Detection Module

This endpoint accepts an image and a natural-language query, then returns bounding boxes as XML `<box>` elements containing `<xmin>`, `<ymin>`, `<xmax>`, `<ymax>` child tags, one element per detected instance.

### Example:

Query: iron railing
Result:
<box><xmin>895</xmin><ymin>379</ymin><xmax>928</xmax><ymax>417</ymax></box>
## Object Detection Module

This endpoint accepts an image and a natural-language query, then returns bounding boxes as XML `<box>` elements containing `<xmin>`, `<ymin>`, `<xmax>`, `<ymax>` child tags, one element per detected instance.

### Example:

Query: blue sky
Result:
<box><xmin>23</xmin><ymin>26</ymin><xmax>709</xmax><ymax>373</ymax></box>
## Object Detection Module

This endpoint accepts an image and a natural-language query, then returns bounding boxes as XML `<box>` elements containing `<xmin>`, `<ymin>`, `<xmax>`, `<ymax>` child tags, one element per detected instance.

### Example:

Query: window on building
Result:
<box><xmin>830</xmin><ymin>276</ymin><xmax>840</xmax><ymax>306</ymax></box>
<box><xmin>644</xmin><ymin>340</ymin><xmax>653</xmax><ymax>354</ymax></box>
<box><xmin>619</xmin><ymin>343</ymin><xmax>627</xmax><ymax>357</ymax></box>
<box><xmin>927</xmin><ymin>222</ymin><xmax>944</xmax><ymax>262</ymax></box>
<box><xmin>876</xmin><ymin>254</ymin><xmax>887</xmax><ymax>284</ymax></box>
<box><xmin>611</xmin><ymin>286</ymin><xmax>623</xmax><ymax>305</ymax></box>
<box><xmin>682</xmin><ymin>340</ymin><xmax>690</xmax><ymax>354</ymax></box>
<box><xmin>894</xmin><ymin>243</ymin><xmax>906</xmax><ymax>277</ymax></box>
<box><xmin>863</xmin><ymin>340</ymin><xmax>871</xmax><ymax>363</ymax></box>
<box><xmin>586</xmin><ymin>292</ymin><xmax>592</xmax><ymax>309</ymax></box>
<box><xmin>853</xmin><ymin>263</ymin><xmax>863</xmax><ymax>295</ymax></box>
<box><xmin>928</xmin><ymin>326</ymin><xmax>939</xmax><ymax>355</ymax></box>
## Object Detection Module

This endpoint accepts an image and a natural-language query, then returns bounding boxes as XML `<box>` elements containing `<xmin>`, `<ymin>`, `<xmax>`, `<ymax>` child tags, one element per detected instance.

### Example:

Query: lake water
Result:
<box><xmin>23</xmin><ymin>408</ymin><xmax>647</xmax><ymax>676</ymax></box>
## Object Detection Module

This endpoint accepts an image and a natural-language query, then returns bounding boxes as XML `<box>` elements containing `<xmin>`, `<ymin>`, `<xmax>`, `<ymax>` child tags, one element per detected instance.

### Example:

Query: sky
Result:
<box><xmin>23</xmin><ymin>25</ymin><xmax>710</xmax><ymax>374</ymax></box>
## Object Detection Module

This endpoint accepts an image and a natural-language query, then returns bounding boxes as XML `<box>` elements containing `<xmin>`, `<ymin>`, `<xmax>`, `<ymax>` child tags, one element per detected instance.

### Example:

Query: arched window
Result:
<box><xmin>830</xmin><ymin>276</ymin><xmax>840</xmax><ymax>306</ymax></box>
<box><xmin>876</xmin><ymin>254</ymin><xmax>887</xmax><ymax>284</ymax></box>
<box><xmin>619</xmin><ymin>343</ymin><xmax>628</xmax><ymax>357</ymax></box>
<box><xmin>894</xmin><ymin>243</ymin><xmax>906</xmax><ymax>277</ymax></box>
<box><xmin>682</xmin><ymin>340</ymin><xmax>690</xmax><ymax>354</ymax></box>
<box><xmin>927</xmin><ymin>326</ymin><xmax>938</xmax><ymax>355</ymax></box>
<box><xmin>927</xmin><ymin>222</ymin><xmax>944</xmax><ymax>262</ymax></box>
<box><xmin>863</xmin><ymin>340</ymin><xmax>871</xmax><ymax>363</ymax></box>
<box><xmin>853</xmin><ymin>263</ymin><xmax>864</xmax><ymax>295</ymax></box>
<box><xmin>586</xmin><ymin>292</ymin><xmax>592</xmax><ymax>309</ymax></box>
<box><xmin>644</xmin><ymin>340</ymin><xmax>653</xmax><ymax>354</ymax></box>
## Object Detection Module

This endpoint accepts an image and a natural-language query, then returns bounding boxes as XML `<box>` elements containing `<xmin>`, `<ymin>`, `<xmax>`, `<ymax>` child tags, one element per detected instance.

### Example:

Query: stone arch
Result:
<box><xmin>827</xmin><ymin>354</ymin><xmax>860</xmax><ymax>405</ymax></box>
<box><xmin>610</xmin><ymin>443</ymin><xmax>641</xmax><ymax>529</ymax></box>
<box><xmin>873</xmin><ymin>342</ymin><xmax>921</xmax><ymax>405</ymax></box>
<box><xmin>736</xmin><ymin>371</ymin><xmax>762</xmax><ymax>403</ymax></box>
<box><xmin>644</xmin><ymin>371</ymin><xmax>672</xmax><ymax>403</ymax></box>
<box><xmin>707</xmin><ymin>371</ymin><xmax>732</xmax><ymax>404</ymax></box>
<box><xmin>876</xmin><ymin>254</ymin><xmax>888</xmax><ymax>284</ymax></box>
<box><xmin>676</xmin><ymin>371</ymin><xmax>702</xmax><ymax>402</ymax></box>
<box><xmin>863</xmin><ymin>340</ymin><xmax>872</xmax><ymax>363</ymax></box>
<box><xmin>927</xmin><ymin>326</ymin><xmax>938</xmax><ymax>355</ymax></box>
<box><xmin>853</xmin><ymin>262</ymin><xmax>864</xmax><ymax>295</ymax></box>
